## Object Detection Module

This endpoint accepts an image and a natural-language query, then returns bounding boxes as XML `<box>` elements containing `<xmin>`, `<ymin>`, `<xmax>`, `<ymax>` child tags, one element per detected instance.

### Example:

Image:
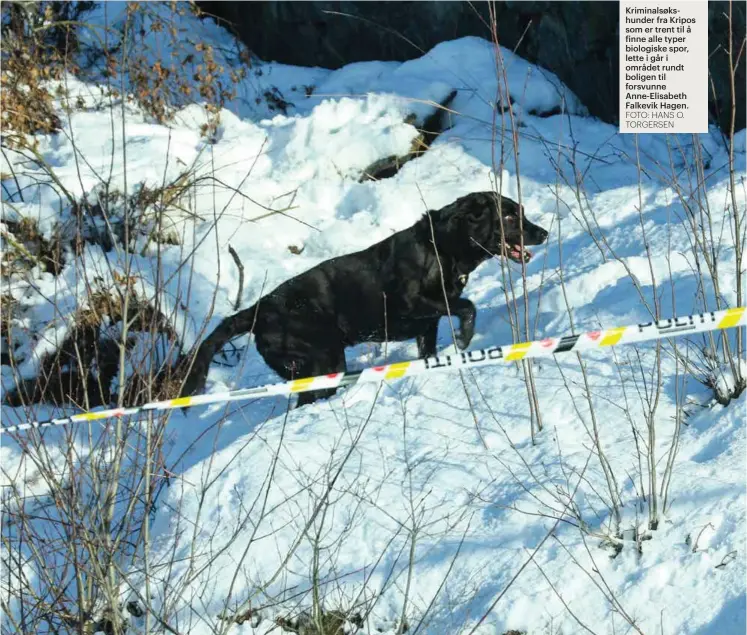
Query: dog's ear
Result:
<box><xmin>466</xmin><ymin>202</ymin><xmax>488</xmax><ymax>222</ymax></box>
<box><xmin>461</xmin><ymin>197</ymin><xmax>495</xmax><ymax>248</ymax></box>
<box><xmin>464</xmin><ymin>193</ymin><xmax>495</xmax><ymax>221</ymax></box>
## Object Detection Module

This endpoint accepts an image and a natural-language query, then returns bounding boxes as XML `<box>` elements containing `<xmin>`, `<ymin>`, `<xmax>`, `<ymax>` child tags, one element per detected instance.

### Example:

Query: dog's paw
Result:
<box><xmin>455</xmin><ymin>324</ymin><xmax>475</xmax><ymax>350</ymax></box>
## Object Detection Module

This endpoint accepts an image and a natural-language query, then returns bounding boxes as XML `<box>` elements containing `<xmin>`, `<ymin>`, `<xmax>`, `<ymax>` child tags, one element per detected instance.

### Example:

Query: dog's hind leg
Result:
<box><xmin>258</xmin><ymin>335</ymin><xmax>347</xmax><ymax>408</ymax></box>
<box><xmin>291</xmin><ymin>346</ymin><xmax>348</xmax><ymax>408</ymax></box>
<box><xmin>416</xmin><ymin>320</ymin><xmax>439</xmax><ymax>357</ymax></box>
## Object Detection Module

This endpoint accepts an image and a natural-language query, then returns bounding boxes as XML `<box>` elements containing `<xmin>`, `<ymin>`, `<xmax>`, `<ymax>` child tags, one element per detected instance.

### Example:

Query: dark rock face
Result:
<box><xmin>199</xmin><ymin>1</ymin><xmax>744</xmax><ymax>132</ymax></box>
<box><xmin>707</xmin><ymin>1</ymin><xmax>747</xmax><ymax>133</ymax></box>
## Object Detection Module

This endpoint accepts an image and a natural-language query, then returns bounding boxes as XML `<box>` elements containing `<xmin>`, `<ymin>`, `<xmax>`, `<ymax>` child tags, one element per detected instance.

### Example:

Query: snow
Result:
<box><xmin>1</xmin><ymin>7</ymin><xmax>745</xmax><ymax>635</ymax></box>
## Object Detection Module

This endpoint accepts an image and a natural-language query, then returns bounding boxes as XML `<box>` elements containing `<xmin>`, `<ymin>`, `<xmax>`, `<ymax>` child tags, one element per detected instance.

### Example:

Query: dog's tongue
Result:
<box><xmin>509</xmin><ymin>246</ymin><xmax>532</xmax><ymax>262</ymax></box>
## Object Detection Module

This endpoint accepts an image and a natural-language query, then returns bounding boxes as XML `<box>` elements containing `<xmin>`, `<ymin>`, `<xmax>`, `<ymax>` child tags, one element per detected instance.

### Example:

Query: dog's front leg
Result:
<box><xmin>452</xmin><ymin>297</ymin><xmax>476</xmax><ymax>350</ymax></box>
<box><xmin>402</xmin><ymin>293</ymin><xmax>476</xmax><ymax>352</ymax></box>
<box><xmin>416</xmin><ymin>321</ymin><xmax>439</xmax><ymax>357</ymax></box>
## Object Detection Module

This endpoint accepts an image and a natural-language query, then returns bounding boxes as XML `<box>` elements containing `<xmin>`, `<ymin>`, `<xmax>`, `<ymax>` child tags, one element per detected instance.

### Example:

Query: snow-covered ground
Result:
<box><xmin>2</xmin><ymin>6</ymin><xmax>745</xmax><ymax>635</ymax></box>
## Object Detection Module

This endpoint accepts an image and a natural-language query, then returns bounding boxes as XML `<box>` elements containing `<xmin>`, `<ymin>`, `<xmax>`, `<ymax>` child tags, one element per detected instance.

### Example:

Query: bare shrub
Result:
<box><xmin>0</xmin><ymin>1</ymin><xmax>97</xmax><ymax>146</ymax></box>
<box><xmin>112</xmin><ymin>1</ymin><xmax>249</xmax><ymax>137</ymax></box>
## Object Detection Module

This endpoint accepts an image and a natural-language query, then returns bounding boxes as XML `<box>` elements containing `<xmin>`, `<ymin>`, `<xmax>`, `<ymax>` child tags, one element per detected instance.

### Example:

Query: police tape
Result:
<box><xmin>2</xmin><ymin>307</ymin><xmax>745</xmax><ymax>435</ymax></box>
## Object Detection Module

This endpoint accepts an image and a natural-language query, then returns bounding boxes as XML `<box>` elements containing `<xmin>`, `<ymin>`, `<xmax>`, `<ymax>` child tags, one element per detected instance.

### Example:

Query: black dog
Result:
<box><xmin>181</xmin><ymin>192</ymin><xmax>548</xmax><ymax>406</ymax></box>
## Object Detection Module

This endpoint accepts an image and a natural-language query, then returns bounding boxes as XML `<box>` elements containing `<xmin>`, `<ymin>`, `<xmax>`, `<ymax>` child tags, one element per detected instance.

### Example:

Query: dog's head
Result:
<box><xmin>453</xmin><ymin>191</ymin><xmax>548</xmax><ymax>264</ymax></box>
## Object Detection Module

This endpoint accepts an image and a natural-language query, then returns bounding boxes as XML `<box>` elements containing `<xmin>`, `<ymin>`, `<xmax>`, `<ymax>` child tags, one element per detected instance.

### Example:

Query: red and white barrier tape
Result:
<box><xmin>2</xmin><ymin>307</ymin><xmax>745</xmax><ymax>434</ymax></box>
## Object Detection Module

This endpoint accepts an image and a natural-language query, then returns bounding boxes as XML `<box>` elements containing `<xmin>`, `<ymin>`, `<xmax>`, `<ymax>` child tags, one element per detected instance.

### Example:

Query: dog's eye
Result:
<box><xmin>459</xmin><ymin>274</ymin><xmax>468</xmax><ymax>285</ymax></box>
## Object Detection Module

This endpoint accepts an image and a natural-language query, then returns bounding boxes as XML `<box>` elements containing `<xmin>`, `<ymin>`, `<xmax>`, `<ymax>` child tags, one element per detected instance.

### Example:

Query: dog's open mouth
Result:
<box><xmin>504</xmin><ymin>243</ymin><xmax>532</xmax><ymax>264</ymax></box>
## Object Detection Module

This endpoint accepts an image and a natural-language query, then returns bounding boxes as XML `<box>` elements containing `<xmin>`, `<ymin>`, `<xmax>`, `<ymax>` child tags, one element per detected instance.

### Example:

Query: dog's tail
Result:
<box><xmin>178</xmin><ymin>303</ymin><xmax>259</xmax><ymax>397</ymax></box>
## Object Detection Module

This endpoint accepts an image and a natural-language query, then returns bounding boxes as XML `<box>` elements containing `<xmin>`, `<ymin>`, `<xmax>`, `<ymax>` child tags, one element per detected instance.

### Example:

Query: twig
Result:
<box><xmin>715</xmin><ymin>550</ymin><xmax>738</xmax><ymax>569</ymax></box>
<box><xmin>228</xmin><ymin>245</ymin><xmax>244</xmax><ymax>311</ymax></box>
<box><xmin>689</xmin><ymin>522</ymin><xmax>714</xmax><ymax>553</ymax></box>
